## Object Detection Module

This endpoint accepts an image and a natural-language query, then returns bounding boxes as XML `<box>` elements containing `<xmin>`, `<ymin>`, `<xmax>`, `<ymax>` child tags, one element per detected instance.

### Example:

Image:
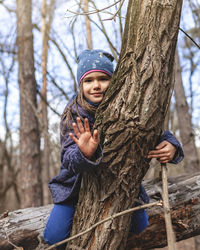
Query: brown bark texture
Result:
<box><xmin>174</xmin><ymin>51</ymin><xmax>200</xmax><ymax>173</ymax></box>
<box><xmin>17</xmin><ymin>0</ymin><xmax>42</xmax><ymax>207</ymax></box>
<box><xmin>1</xmin><ymin>172</ymin><xmax>200</xmax><ymax>250</ymax></box>
<box><xmin>70</xmin><ymin>0</ymin><xmax>183</xmax><ymax>249</ymax></box>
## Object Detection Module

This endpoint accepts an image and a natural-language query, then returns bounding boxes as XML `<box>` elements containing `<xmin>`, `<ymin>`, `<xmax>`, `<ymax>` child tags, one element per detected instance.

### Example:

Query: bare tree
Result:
<box><xmin>70</xmin><ymin>0</ymin><xmax>183</xmax><ymax>249</ymax></box>
<box><xmin>175</xmin><ymin>42</ymin><xmax>200</xmax><ymax>250</ymax></box>
<box><xmin>83</xmin><ymin>0</ymin><xmax>93</xmax><ymax>50</ymax></box>
<box><xmin>17</xmin><ymin>0</ymin><xmax>42</xmax><ymax>207</ymax></box>
<box><xmin>0</xmin><ymin>54</ymin><xmax>20</xmax><ymax>212</ymax></box>
<box><xmin>40</xmin><ymin>0</ymin><xmax>55</xmax><ymax>205</ymax></box>
<box><xmin>174</xmin><ymin>51</ymin><xmax>199</xmax><ymax>173</ymax></box>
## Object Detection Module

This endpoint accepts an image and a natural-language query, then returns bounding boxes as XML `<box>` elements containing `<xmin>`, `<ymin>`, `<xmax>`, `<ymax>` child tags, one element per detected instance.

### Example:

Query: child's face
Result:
<box><xmin>82</xmin><ymin>72</ymin><xmax>111</xmax><ymax>103</ymax></box>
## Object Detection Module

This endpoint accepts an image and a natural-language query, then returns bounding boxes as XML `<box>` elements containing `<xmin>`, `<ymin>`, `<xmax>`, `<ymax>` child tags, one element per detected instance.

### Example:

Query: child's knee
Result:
<box><xmin>130</xmin><ymin>209</ymin><xmax>149</xmax><ymax>234</ymax></box>
<box><xmin>43</xmin><ymin>203</ymin><xmax>75</xmax><ymax>245</ymax></box>
<box><xmin>43</xmin><ymin>225</ymin><xmax>68</xmax><ymax>245</ymax></box>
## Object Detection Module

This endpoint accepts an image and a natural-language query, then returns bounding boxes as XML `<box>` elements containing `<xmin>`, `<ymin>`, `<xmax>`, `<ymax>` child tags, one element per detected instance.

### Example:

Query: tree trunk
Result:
<box><xmin>84</xmin><ymin>0</ymin><xmax>93</xmax><ymax>50</ymax></box>
<box><xmin>1</xmin><ymin>172</ymin><xmax>200</xmax><ymax>250</ymax></box>
<box><xmin>40</xmin><ymin>0</ymin><xmax>55</xmax><ymax>205</ymax></box>
<box><xmin>17</xmin><ymin>0</ymin><xmax>42</xmax><ymax>207</ymax></box>
<box><xmin>174</xmin><ymin>51</ymin><xmax>199</xmax><ymax>173</ymax></box>
<box><xmin>174</xmin><ymin>51</ymin><xmax>200</xmax><ymax>250</ymax></box>
<box><xmin>70</xmin><ymin>0</ymin><xmax>183</xmax><ymax>249</ymax></box>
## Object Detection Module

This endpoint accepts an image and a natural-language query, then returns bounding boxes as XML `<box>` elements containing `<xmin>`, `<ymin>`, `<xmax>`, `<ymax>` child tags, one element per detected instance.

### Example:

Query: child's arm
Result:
<box><xmin>61</xmin><ymin>117</ymin><xmax>102</xmax><ymax>174</ymax></box>
<box><xmin>148</xmin><ymin>131</ymin><xmax>184</xmax><ymax>164</ymax></box>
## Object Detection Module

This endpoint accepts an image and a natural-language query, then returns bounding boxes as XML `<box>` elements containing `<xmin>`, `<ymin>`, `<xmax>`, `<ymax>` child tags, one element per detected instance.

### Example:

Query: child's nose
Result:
<box><xmin>93</xmin><ymin>80</ymin><xmax>101</xmax><ymax>88</ymax></box>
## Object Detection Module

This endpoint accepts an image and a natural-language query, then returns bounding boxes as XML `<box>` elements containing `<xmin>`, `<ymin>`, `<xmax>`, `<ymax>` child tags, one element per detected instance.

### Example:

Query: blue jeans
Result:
<box><xmin>44</xmin><ymin>203</ymin><xmax>75</xmax><ymax>249</ymax></box>
<box><xmin>44</xmin><ymin>203</ymin><xmax>149</xmax><ymax>248</ymax></box>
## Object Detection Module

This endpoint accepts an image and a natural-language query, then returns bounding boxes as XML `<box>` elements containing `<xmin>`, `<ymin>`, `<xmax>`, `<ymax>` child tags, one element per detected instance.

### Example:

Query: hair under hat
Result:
<box><xmin>77</xmin><ymin>49</ymin><xmax>114</xmax><ymax>85</ymax></box>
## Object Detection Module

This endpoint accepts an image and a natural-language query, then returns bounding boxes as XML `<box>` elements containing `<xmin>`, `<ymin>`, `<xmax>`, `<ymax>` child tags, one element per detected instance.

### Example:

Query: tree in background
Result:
<box><xmin>40</xmin><ymin>0</ymin><xmax>55</xmax><ymax>205</ymax></box>
<box><xmin>17</xmin><ymin>0</ymin><xmax>42</xmax><ymax>207</ymax></box>
<box><xmin>84</xmin><ymin>0</ymin><xmax>93</xmax><ymax>50</ymax></box>
<box><xmin>174</xmin><ymin>51</ymin><xmax>199</xmax><ymax>173</ymax></box>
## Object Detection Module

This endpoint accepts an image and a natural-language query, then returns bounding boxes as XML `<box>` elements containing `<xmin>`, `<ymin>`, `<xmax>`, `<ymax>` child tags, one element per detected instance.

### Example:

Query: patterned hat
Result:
<box><xmin>77</xmin><ymin>49</ymin><xmax>114</xmax><ymax>85</ymax></box>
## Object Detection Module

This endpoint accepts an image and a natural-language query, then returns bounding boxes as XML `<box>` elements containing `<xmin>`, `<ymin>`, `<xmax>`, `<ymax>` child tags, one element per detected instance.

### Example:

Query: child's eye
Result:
<box><xmin>100</xmin><ymin>77</ymin><xmax>109</xmax><ymax>81</ymax></box>
<box><xmin>84</xmin><ymin>79</ymin><xmax>92</xmax><ymax>83</ymax></box>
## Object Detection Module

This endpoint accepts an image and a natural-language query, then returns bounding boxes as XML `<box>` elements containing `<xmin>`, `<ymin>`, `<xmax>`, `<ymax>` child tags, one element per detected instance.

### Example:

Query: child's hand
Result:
<box><xmin>147</xmin><ymin>141</ymin><xmax>176</xmax><ymax>163</ymax></box>
<box><xmin>69</xmin><ymin>117</ymin><xmax>99</xmax><ymax>159</ymax></box>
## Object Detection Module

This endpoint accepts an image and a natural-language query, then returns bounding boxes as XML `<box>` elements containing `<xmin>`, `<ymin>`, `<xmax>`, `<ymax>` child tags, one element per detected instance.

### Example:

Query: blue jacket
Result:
<box><xmin>49</xmin><ymin>100</ymin><xmax>184</xmax><ymax>204</ymax></box>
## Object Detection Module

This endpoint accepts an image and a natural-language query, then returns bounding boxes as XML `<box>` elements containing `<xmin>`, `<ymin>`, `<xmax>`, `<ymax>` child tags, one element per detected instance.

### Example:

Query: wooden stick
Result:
<box><xmin>161</xmin><ymin>163</ymin><xmax>177</xmax><ymax>250</ymax></box>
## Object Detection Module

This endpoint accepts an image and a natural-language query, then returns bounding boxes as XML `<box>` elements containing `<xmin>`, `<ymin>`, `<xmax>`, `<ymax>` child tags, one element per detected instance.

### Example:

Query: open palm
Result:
<box><xmin>69</xmin><ymin>117</ymin><xmax>99</xmax><ymax>159</ymax></box>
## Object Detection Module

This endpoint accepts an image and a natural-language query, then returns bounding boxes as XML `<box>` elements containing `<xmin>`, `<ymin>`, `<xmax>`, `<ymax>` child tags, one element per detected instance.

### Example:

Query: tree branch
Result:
<box><xmin>179</xmin><ymin>27</ymin><xmax>200</xmax><ymax>50</ymax></box>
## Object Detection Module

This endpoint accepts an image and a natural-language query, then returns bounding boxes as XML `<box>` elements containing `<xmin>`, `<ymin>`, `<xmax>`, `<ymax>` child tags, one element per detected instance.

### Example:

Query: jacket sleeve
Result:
<box><xmin>61</xmin><ymin>131</ymin><xmax>103</xmax><ymax>174</ymax></box>
<box><xmin>159</xmin><ymin>130</ymin><xmax>184</xmax><ymax>164</ymax></box>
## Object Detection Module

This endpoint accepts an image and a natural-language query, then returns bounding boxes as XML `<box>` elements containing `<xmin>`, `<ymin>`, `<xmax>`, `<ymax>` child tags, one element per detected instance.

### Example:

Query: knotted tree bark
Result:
<box><xmin>70</xmin><ymin>1</ymin><xmax>183</xmax><ymax>249</ymax></box>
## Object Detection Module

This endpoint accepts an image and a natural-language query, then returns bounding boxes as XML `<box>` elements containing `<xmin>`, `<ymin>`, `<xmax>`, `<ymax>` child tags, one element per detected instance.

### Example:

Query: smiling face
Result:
<box><xmin>82</xmin><ymin>71</ymin><xmax>111</xmax><ymax>103</ymax></box>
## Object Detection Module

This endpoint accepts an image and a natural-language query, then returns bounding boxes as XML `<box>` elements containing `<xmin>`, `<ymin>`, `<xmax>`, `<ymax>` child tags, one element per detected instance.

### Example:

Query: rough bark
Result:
<box><xmin>17</xmin><ymin>0</ymin><xmax>42</xmax><ymax>207</ymax></box>
<box><xmin>1</xmin><ymin>172</ymin><xmax>200</xmax><ymax>250</ymax></box>
<box><xmin>70</xmin><ymin>1</ymin><xmax>183</xmax><ymax>249</ymax></box>
<box><xmin>174</xmin><ymin>51</ymin><xmax>199</xmax><ymax>173</ymax></box>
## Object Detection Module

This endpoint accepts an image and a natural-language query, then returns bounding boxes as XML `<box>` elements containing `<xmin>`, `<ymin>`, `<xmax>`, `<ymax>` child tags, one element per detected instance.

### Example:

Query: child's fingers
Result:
<box><xmin>69</xmin><ymin>132</ymin><xmax>78</xmax><ymax>144</ymax></box>
<box><xmin>77</xmin><ymin>117</ymin><xmax>85</xmax><ymax>133</ymax></box>
<box><xmin>157</xmin><ymin>157</ymin><xmax>170</xmax><ymax>163</ymax></box>
<box><xmin>84</xmin><ymin>118</ymin><xmax>90</xmax><ymax>132</ymax></box>
<box><xmin>72</xmin><ymin>123</ymin><xmax>81</xmax><ymax>138</ymax></box>
<box><xmin>93</xmin><ymin>129</ymin><xmax>99</xmax><ymax>143</ymax></box>
<box><xmin>148</xmin><ymin>152</ymin><xmax>169</xmax><ymax>159</ymax></box>
<box><xmin>156</xmin><ymin>141</ymin><xmax>167</xmax><ymax>149</ymax></box>
<box><xmin>148</xmin><ymin>150</ymin><xmax>164</xmax><ymax>157</ymax></box>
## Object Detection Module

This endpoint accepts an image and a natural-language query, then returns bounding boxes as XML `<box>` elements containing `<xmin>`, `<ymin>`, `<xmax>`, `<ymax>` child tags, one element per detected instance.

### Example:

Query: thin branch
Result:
<box><xmin>37</xmin><ymin>89</ymin><xmax>61</xmax><ymax>117</ymax></box>
<box><xmin>34</xmin><ymin>57</ymin><xmax>70</xmax><ymax>101</ymax></box>
<box><xmin>102</xmin><ymin>0</ymin><xmax>126</xmax><ymax>21</ymax></box>
<box><xmin>3</xmin><ymin>222</ymin><xmax>22</xmax><ymax>250</ymax></box>
<box><xmin>89</xmin><ymin>0</ymin><xmax>119</xmax><ymax>61</ymax></box>
<box><xmin>179</xmin><ymin>27</ymin><xmax>200</xmax><ymax>50</ymax></box>
<box><xmin>66</xmin><ymin>0</ymin><xmax>123</xmax><ymax>18</ymax></box>
<box><xmin>34</xmin><ymin>24</ymin><xmax>77</xmax><ymax>91</ymax></box>
<box><xmin>46</xmin><ymin>72</ymin><xmax>69</xmax><ymax>101</ymax></box>
<box><xmin>161</xmin><ymin>163</ymin><xmax>177</xmax><ymax>250</ymax></box>
<box><xmin>45</xmin><ymin>200</ymin><xmax>162</xmax><ymax>249</ymax></box>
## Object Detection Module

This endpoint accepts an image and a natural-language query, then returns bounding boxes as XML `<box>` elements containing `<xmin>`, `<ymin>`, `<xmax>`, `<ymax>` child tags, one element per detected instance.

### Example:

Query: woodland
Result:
<box><xmin>0</xmin><ymin>0</ymin><xmax>200</xmax><ymax>249</ymax></box>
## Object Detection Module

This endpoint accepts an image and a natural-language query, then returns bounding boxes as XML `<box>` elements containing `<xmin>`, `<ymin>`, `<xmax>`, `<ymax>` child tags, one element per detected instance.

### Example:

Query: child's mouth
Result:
<box><xmin>92</xmin><ymin>93</ymin><xmax>102</xmax><ymax>97</ymax></box>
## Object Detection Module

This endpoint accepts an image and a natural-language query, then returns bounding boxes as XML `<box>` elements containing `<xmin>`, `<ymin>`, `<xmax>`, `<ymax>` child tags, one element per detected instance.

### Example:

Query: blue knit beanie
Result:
<box><xmin>77</xmin><ymin>49</ymin><xmax>114</xmax><ymax>85</ymax></box>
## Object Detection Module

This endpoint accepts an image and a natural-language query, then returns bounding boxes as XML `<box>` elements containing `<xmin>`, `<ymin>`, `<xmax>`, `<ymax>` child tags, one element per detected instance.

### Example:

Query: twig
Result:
<box><xmin>45</xmin><ymin>200</ymin><xmax>162</xmax><ymax>249</ymax></box>
<box><xmin>102</xmin><ymin>0</ymin><xmax>126</xmax><ymax>21</ymax></box>
<box><xmin>161</xmin><ymin>163</ymin><xmax>177</xmax><ymax>250</ymax></box>
<box><xmin>66</xmin><ymin>0</ymin><xmax>122</xmax><ymax>18</ymax></box>
<box><xmin>179</xmin><ymin>27</ymin><xmax>200</xmax><ymax>50</ymax></box>
<box><xmin>3</xmin><ymin>222</ymin><xmax>22</xmax><ymax>249</ymax></box>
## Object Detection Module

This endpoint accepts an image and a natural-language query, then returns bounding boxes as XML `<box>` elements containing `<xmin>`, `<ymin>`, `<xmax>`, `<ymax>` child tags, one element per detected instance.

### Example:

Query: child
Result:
<box><xmin>44</xmin><ymin>49</ymin><xmax>184</xmax><ymax>249</ymax></box>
